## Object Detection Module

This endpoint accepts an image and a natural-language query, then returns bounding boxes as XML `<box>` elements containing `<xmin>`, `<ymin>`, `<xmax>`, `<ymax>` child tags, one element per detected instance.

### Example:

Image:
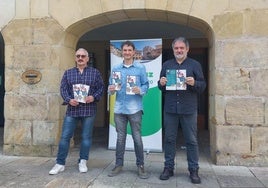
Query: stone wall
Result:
<box><xmin>2</xmin><ymin>18</ymin><xmax>70</xmax><ymax>156</ymax></box>
<box><xmin>0</xmin><ymin>0</ymin><xmax>267</xmax><ymax>165</ymax></box>
<box><xmin>211</xmin><ymin>8</ymin><xmax>268</xmax><ymax>166</ymax></box>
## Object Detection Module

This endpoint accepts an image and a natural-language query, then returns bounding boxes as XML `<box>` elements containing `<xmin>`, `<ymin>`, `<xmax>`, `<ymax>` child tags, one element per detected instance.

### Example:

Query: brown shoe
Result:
<box><xmin>138</xmin><ymin>165</ymin><xmax>150</xmax><ymax>179</ymax></box>
<box><xmin>108</xmin><ymin>166</ymin><xmax>122</xmax><ymax>177</ymax></box>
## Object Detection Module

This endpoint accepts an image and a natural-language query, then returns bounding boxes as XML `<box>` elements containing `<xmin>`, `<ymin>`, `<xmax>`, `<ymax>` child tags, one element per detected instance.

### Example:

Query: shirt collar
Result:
<box><xmin>121</xmin><ymin>60</ymin><xmax>137</xmax><ymax>68</ymax></box>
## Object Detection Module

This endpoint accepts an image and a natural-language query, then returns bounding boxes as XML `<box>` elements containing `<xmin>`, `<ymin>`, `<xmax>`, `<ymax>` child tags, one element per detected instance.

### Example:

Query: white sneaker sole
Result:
<box><xmin>49</xmin><ymin>167</ymin><xmax>65</xmax><ymax>175</ymax></box>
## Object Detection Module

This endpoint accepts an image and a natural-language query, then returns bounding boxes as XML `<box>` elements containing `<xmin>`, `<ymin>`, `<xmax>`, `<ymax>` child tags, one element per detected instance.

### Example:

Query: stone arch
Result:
<box><xmin>62</xmin><ymin>9</ymin><xmax>214</xmax><ymax>157</ymax></box>
<box><xmin>1</xmin><ymin>0</ymin><xmax>266</xmax><ymax>166</ymax></box>
<box><xmin>2</xmin><ymin>8</ymin><xmax>215</xmax><ymax>159</ymax></box>
<box><xmin>65</xmin><ymin>9</ymin><xmax>213</xmax><ymax>45</ymax></box>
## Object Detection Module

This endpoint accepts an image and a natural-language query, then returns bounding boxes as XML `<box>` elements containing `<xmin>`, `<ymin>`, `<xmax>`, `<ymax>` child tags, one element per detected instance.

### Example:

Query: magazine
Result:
<box><xmin>112</xmin><ymin>71</ymin><xmax>122</xmax><ymax>90</ymax></box>
<box><xmin>126</xmin><ymin>75</ymin><xmax>136</xmax><ymax>95</ymax></box>
<box><xmin>166</xmin><ymin>69</ymin><xmax>186</xmax><ymax>90</ymax></box>
<box><xmin>73</xmin><ymin>84</ymin><xmax>90</xmax><ymax>103</ymax></box>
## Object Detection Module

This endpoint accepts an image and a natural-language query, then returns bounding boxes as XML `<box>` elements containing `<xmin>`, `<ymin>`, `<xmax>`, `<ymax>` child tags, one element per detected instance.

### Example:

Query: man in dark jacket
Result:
<box><xmin>158</xmin><ymin>37</ymin><xmax>206</xmax><ymax>184</ymax></box>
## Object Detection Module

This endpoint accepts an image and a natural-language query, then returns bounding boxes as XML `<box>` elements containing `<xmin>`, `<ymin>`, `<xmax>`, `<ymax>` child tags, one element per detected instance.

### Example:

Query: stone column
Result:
<box><xmin>211</xmin><ymin>9</ymin><xmax>268</xmax><ymax>166</ymax></box>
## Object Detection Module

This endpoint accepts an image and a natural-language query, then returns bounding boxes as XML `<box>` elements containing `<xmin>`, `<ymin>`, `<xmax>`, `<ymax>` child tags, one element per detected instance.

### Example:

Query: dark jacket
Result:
<box><xmin>158</xmin><ymin>57</ymin><xmax>206</xmax><ymax>114</ymax></box>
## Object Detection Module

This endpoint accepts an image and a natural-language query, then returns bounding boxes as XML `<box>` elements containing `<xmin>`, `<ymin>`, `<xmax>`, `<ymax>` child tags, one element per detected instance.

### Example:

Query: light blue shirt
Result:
<box><xmin>109</xmin><ymin>61</ymin><xmax>149</xmax><ymax>114</ymax></box>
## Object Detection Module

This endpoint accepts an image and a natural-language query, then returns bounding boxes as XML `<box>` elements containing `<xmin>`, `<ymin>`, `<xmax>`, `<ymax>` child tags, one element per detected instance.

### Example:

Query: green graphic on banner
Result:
<box><xmin>140</xmin><ymin>87</ymin><xmax>162</xmax><ymax>136</ymax></box>
<box><xmin>109</xmin><ymin>87</ymin><xmax>161</xmax><ymax>136</ymax></box>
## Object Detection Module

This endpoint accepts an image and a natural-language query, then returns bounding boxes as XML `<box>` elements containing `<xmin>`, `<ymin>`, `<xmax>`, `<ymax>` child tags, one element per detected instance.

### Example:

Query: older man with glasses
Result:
<box><xmin>49</xmin><ymin>48</ymin><xmax>104</xmax><ymax>175</ymax></box>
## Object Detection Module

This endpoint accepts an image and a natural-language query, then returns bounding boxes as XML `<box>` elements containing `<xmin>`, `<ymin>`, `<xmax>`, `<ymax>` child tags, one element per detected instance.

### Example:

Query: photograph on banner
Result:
<box><xmin>108</xmin><ymin>38</ymin><xmax>163</xmax><ymax>152</ymax></box>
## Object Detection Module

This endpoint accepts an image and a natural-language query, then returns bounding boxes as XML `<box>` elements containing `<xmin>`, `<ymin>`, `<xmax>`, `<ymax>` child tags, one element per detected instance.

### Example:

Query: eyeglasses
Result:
<box><xmin>76</xmin><ymin>54</ymin><xmax>87</xmax><ymax>58</ymax></box>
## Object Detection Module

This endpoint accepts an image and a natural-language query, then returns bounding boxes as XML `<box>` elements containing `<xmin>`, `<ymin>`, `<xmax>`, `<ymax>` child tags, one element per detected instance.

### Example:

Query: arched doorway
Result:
<box><xmin>72</xmin><ymin>19</ymin><xmax>210</xmax><ymax>151</ymax></box>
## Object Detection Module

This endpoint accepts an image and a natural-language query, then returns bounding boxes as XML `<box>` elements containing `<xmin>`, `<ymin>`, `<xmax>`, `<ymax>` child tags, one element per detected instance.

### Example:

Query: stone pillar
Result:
<box><xmin>211</xmin><ymin>9</ymin><xmax>268</xmax><ymax>166</ymax></box>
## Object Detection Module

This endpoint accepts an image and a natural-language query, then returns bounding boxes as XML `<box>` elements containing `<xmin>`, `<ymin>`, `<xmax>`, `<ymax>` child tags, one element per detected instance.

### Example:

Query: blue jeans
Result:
<box><xmin>163</xmin><ymin>112</ymin><xmax>199</xmax><ymax>171</ymax></box>
<box><xmin>56</xmin><ymin>115</ymin><xmax>95</xmax><ymax>165</ymax></box>
<box><xmin>114</xmin><ymin>111</ymin><xmax>144</xmax><ymax>167</ymax></box>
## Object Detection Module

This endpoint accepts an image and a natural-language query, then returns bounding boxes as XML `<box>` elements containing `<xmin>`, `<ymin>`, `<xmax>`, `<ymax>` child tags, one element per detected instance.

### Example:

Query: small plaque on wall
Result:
<box><xmin>22</xmin><ymin>70</ymin><xmax>42</xmax><ymax>84</ymax></box>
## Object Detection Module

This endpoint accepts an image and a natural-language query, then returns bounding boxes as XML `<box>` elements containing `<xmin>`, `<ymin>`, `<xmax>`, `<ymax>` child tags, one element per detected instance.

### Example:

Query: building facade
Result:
<box><xmin>0</xmin><ymin>0</ymin><xmax>267</xmax><ymax>166</ymax></box>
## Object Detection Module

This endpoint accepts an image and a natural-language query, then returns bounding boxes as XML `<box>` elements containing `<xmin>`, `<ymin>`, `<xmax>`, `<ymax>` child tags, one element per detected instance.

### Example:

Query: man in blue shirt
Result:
<box><xmin>158</xmin><ymin>37</ymin><xmax>206</xmax><ymax>184</ymax></box>
<box><xmin>49</xmin><ymin>48</ymin><xmax>104</xmax><ymax>175</ymax></box>
<box><xmin>108</xmin><ymin>41</ymin><xmax>149</xmax><ymax>179</ymax></box>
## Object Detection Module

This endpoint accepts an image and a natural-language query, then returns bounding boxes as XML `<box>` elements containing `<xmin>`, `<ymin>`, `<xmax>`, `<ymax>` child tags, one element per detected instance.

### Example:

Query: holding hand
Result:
<box><xmin>132</xmin><ymin>86</ymin><xmax>141</xmax><ymax>94</ymax></box>
<box><xmin>86</xmin><ymin>95</ymin><xmax>94</xmax><ymax>103</ymax></box>
<box><xmin>69</xmin><ymin>99</ymin><xmax>79</xmax><ymax>106</ymax></box>
<box><xmin>159</xmin><ymin>77</ymin><xmax>167</xmax><ymax>86</ymax></box>
<box><xmin>186</xmin><ymin>77</ymin><xmax>195</xmax><ymax>86</ymax></box>
<box><xmin>108</xmin><ymin>85</ymin><xmax>116</xmax><ymax>92</ymax></box>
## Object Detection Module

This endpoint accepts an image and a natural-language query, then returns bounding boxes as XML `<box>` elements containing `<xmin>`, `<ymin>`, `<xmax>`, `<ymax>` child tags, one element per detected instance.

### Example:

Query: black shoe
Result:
<box><xmin>159</xmin><ymin>167</ymin><xmax>174</xmax><ymax>180</ymax></box>
<box><xmin>189</xmin><ymin>168</ymin><xmax>201</xmax><ymax>184</ymax></box>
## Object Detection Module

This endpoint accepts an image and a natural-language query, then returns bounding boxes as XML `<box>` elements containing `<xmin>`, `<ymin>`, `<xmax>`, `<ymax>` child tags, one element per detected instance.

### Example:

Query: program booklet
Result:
<box><xmin>166</xmin><ymin>69</ymin><xmax>186</xmax><ymax>90</ymax></box>
<box><xmin>73</xmin><ymin>84</ymin><xmax>90</xmax><ymax>103</ymax></box>
<box><xmin>126</xmin><ymin>75</ymin><xmax>136</xmax><ymax>95</ymax></box>
<box><xmin>112</xmin><ymin>71</ymin><xmax>122</xmax><ymax>90</ymax></box>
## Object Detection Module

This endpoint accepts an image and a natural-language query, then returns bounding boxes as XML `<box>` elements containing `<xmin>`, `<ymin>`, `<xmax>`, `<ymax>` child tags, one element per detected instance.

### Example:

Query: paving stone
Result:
<box><xmin>1</xmin><ymin>129</ymin><xmax>268</xmax><ymax>188</ymax></box>
<box><xmin>217</xmin><ymin>175</ymin><xmax>264</xmax><ymax>188</ymax></box>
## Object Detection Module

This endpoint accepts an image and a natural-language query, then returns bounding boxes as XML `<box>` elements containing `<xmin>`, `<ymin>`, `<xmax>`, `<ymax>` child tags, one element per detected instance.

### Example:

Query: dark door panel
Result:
<box><xmin>0</xmin><ymin>34</ymin><xmax>4</xmax><ymax>127</ymax></box>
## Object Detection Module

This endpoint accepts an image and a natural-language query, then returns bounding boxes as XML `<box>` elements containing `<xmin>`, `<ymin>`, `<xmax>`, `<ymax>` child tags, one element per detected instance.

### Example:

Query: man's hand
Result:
<box><xmin>132</xmin><ymin>86</ymin><xmax>141</xmax><ymax>94</ymax></box>
<box><xmin>159</xmin><ymin>77</ymin><xmax>167</xmax><ymax>86</ymax></box>
<box><xmin>86</xmin><ymin>96</ymin><xmax>94</xmax><ymax>103</ymax></box>
<box><xmin>69</xmin><ymin>99</ymin><xmax>79</xmax><ymax>106</ymax></box>
<box><xmin>186</xmin><ymin>77</ymin><xmax>195</xmax><ymax>86</ymax></box>
<box><xmin>108</xmin><ymin>85</ymin><xmax>116</xmax><ymax>92</ymax></box>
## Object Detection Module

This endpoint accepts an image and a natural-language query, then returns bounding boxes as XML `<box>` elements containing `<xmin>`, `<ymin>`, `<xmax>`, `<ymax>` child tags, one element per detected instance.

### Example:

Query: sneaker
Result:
<box><xmin>159</xmin><ymin>167</ymin><xmax>174</xmax><ymax>180</ymax></box>
<box><xmin>49</xmin><ymin>164</ymin><xmax>65</xmax><ymax>175</ymax></box>
<box><xmin>189</xmin><ymin>168</ymin><xmax>201</xmax><ymax>184</ymax></box>
<box><xmin>138</xmin><ymin>165</ymin><xmax>150</xmax><ymax>179</ymax></box>
<box><xmin>108</xmin><ymin>166</ymin><xmax>122</xmax><ymax>177</ymax></box>
<box><xmin>78</xmin><ymin>159</ymin><xmax>88</xmax><ymax>173</ymax></box>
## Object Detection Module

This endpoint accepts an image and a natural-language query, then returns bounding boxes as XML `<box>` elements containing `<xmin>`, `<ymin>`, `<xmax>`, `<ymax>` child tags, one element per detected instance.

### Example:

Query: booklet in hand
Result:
<box><xmin>73</xmin><ymin>84</ymin><xmax>90</xmax><ymax>103</ymax></box>
<box><xmin>166</xmin><ymin>69</ymin><xmax>186</xmax><ymax>90</ymax></box>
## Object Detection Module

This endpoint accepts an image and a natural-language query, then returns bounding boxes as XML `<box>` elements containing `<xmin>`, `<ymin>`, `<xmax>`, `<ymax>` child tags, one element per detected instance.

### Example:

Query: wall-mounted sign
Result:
<box><xmin>21</xmin><ymin>70</ymin><xmax>42</xmax><ymax>84</ymax></box>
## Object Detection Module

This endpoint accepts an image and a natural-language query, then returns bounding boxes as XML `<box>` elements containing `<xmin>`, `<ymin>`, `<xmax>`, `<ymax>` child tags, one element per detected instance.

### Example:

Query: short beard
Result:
<box><xmin>174</xmin><ymin>54</ymin><xmax>185</xmax><ymax>60</ymax></box>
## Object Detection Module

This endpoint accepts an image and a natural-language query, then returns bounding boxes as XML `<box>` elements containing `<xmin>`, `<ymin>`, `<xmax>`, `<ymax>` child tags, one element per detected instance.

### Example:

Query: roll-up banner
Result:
<box><xmin>108</xmin><ymin>38</ymin><xmax>162</xmax><ymax>152</ymax></box>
